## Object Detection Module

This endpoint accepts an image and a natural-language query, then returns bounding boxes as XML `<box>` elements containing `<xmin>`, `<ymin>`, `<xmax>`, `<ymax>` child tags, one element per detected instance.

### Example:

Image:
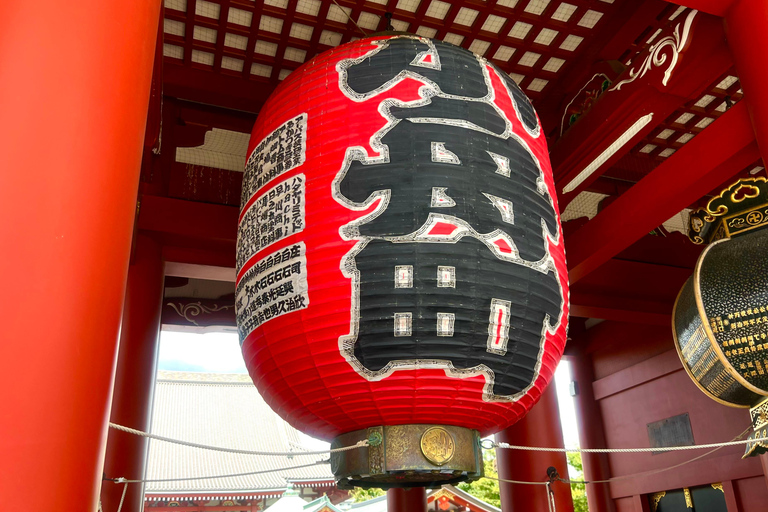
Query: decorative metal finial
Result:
<box><xmin>385</xmin><ymin>12</ymin><xmax>394</xmax><ymax>31</ymax></box>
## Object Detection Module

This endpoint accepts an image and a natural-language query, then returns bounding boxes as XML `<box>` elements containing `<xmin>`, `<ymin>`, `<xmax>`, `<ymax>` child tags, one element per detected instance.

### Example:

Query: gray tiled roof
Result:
<box><xmin>145</xmin><ymin>371</ymin><xmax>334</xmax><ymax>493</ymax></box>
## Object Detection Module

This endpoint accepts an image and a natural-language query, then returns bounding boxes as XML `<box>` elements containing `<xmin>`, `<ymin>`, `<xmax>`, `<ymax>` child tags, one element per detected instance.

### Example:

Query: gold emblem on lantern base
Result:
<box><xmin>330</xmin><ymin>424</ymin><xmax>482</xmax><ymax>489</ymax></box>
<box><xmin>420</xmin><ymin>427</ymin><xmax>455</xmax><ymax>466</ymax></box>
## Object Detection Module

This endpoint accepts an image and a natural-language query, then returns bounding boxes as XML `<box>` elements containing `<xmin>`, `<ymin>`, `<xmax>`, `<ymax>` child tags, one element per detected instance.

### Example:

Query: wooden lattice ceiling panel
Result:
<box><xmin>631</xmin><ymin>70</ymin><xmax>744</xmax><ymax>161</ymax></box>
<box><xmin>160</xmin><ymin>0</ymin><xmax>626</xmax><ymax>105</ymax></box>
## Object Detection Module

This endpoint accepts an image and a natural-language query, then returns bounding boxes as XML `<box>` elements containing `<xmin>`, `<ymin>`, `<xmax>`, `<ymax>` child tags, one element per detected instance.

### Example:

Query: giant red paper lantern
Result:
<box><xmin>236</xmin><ymin>35</ymin><xmax>568</xmax><ymax>485</ymax></box>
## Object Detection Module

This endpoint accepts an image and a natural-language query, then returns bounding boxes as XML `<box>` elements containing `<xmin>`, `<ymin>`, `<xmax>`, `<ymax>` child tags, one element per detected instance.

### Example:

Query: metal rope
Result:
<box><xmin>493</xmin><ymin>437</ymin><xmax>756</xmax><ymax>453</ymax></box>
<box><xmin>484</xmin><ymin>426</ymin><xmax>752</xmax><ymax>487</ymax></box>
<box><xmin>108</xmin><ymin>422</ymin><xmax>367</xmax><ymax>456</ymax></box>
<box><xmin>116</xmin><ymin>483</ymin><xmax>128</xmax><ymax>512</ymax></box>
<box><xmin>108</xmin><ymin>460</ymin><xmax>328</xmax><ymax>485</ymax></box>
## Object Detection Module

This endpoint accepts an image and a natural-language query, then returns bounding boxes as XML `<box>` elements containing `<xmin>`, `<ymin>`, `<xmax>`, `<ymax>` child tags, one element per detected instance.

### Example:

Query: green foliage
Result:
<box><xmin>349</xmin><ymin>449</ymin><xmax>591</xmax><ymax>511</ymax></box>
<box><xmin>567</xmin><ymin>451</ymin><xmax>589</xmax><ymax>512</ymax></box>
<box><xmin>349</xmin><ymin>486</ymin><xmax>385</xmax><ymax>503</ymax></box>
<box><xmin>457</xmin><ymin>448</ymin><xmax>501</xmax><ymax>508</ymax></box>
<box><xmin>566</xmin><ymin>452</ymin><xmax>583</xmax><ymax>473</ymax></box>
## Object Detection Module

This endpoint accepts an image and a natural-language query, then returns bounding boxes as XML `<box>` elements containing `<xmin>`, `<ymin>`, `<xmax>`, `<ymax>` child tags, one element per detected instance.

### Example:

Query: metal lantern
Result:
<box><xmin>673</xmin><ymin>178</ymin><xmax>768</xmax><ymax>456</ymax></box>
<box><xmin>235</xmin><ymin>35</ymin><xmax>569</xmax><ymax>487</ymax></box>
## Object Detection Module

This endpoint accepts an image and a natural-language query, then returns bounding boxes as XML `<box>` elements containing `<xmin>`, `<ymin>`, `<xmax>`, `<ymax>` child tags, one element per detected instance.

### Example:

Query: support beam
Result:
<box><xmin>551</xmin><ymin>13</ymin><xmax>733</xmax><ymax>207</ymax></box>
<box><xmin>164</xmin><ymin>64</ymin><xmax>271</xmax><ymax>114</ymax></box>
<box><xmin>569</xmin><ymin>258</ymin><xmax>693</xmax><ymax>324</ymax></box>
<box><xmin>164</xmin><ymin>262</ymin><xmax>236</xmax><ymax>282</ymax></box>
<box><xmin>672</xmin><ymin>0</ymin><xmax>735</xmax><ymax>17</ymax></box>
<box><xmin>387</xmin><ymin>488</ymin><xmax>427</xmax><ymax>512</ymax></box>
<box><xmin>0</xmin><ymin>0</ymin><xmax>160</xmax><ymax>509</ymax></box>
<box><xmin>724</xmin><ymin>0</ymin><xmax>768</xmax><ymax>162</ymax></box>
<box><xmin>569</xmin><ymin>301</ymin><xmax>671</xmax><ymax>326</ymax></box>
<box><xmin>566</xmin><ymin>100</ymin><xmax>759</xmax><ymax>284</ymax></box>
<box><xmin>535</xmin><ymin>0</ymin><xmax>669</xmax><ymax>134</ymax></box>
<box><xmin>163</xmin><ymin>296</ymin><xmax>236</xmax><ymax>330</ymax></box>
<box><xmin>138</xmin><ymin>194</ymin><xmax>239</xmax><ymax>243</ymax></box>
<box><xmin>496</xmin><ymin>384</ymin><xmax>574</xmax><ymax>512</ymax></box>
<box><xmin>162</xmin><ymin>243</ymin><xmax>237</xmax><ymax>270</ymax></box>
<box><xmin>101</xmin><ymin>235</ymin><xmax>164</xmax><ymax>512</ymax></box>
<box><xmin>568</xmin><ymin>349</ymin><xmax>616</xmax><ymax>512</ymax></box>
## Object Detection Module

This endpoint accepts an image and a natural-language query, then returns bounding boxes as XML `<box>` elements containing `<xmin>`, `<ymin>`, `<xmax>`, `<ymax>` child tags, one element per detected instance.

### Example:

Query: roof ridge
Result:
<box><xmin>157</xmin><ymin>379</ymin><xmax>255</xmax><ymax>386</ymax></box>
<box><xmin>156</xmin><ymin>370</ymin><xmax>253</xmax><ymax>383</ymax></box>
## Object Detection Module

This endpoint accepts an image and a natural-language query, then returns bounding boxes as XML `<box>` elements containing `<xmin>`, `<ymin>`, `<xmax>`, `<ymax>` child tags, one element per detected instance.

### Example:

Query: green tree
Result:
<box><xmin>457</xmin><ymin>448</ymin><xmax>501</xmax><ymax>508</ymax></box>
<box><xmin>349</xmin><ymin>486</ymin><xmax>385</xmax><ymax>502</ymax></box>
<box><xmin>567</xmin><ymin>451</ymin><xmax>589</xmax><ymax>512</ymax></box>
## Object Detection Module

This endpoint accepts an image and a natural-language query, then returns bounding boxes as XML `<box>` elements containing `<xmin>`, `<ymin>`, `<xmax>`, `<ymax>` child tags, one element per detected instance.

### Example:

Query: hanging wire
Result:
<box><xmin>546</xmin><ymin>481</ymin><xmax>557</xmax><ymax>512</ymax></box>
<box><xmin>105</xmin><ymin>460</ymin><xmax>329</xmax><ymax>485</ymax></box>
<box><xmin>116</xmin><ymin>483</ymin><xmax>128</xmax><ymax>512</ymax></box>
<box><xmin>108</xmin><ymin>422</ymin><xmax>367</xmax><ymax>456</ymax></box>
<box><xmin>483</xmin><ymin>426</ymin><xmax>752</xmax><ymax>487</ymax></box>
<box><xmin>330</xmin><ymin>0</ymin><xmax>367</xmax><ymax>36</ymax></box>
<box><xmin>107</xmin><ymin>422</ymin><xmax>753</xmax><ymax>488</ymax></box>
<box><xmin>491</xmin><ymin>427</ymin><xmax>757</xmax><ymax>454</ymax></box>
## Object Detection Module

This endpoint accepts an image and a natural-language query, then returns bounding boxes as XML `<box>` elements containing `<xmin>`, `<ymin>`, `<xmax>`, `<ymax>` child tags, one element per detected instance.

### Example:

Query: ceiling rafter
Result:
<box><xmin>239</xmin><ymin>0</ymin><xmax>268</xmax><ymax>81</ymax></box>
<box><xmin>270</xmin><ymin>0</ymin><xmax>301</xmax><ymax>82</ymax></box>
<box><xmin>566</xmin><ymin>100</ymin><xmax>759</xmax><ymax>284</ymax></box>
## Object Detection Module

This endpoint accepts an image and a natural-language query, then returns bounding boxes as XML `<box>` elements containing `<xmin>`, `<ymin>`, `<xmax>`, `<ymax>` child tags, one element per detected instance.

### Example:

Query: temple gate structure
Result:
<box><xmin>4</xmin><ymin>0</ymin><xmax>768</xmax><ymax>511</ymax></box>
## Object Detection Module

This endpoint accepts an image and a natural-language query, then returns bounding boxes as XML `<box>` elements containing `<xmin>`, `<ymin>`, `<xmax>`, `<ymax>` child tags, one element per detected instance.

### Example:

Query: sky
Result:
<box><xmin>157</xmin><ymin>330</ymin><xmax>582</xmax><ymax>449</ymax></box>
<box><xmin>158</xmin><ymin>330</ymin><xmax>248</xmax><ymax>373</ymax></box>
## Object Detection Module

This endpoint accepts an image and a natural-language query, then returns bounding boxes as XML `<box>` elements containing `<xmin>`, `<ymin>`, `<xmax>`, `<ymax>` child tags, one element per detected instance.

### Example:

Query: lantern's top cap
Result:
<box><xmin>689</xmin><ymin>178</ymin><xmax>768</xmax><ymax>244</ymax></box>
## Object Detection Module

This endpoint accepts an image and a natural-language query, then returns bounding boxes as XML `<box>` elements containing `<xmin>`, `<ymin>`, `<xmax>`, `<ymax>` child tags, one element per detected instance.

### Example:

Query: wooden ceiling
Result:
<box><xmin>161</xmin><ymin>0</ymin><xmax>626</xmax><ymax>105</ymax></box>
<box><xmin>143</xmin><ymin>0</ymin><xmax>766</xmax><ymax>325</ymax></box>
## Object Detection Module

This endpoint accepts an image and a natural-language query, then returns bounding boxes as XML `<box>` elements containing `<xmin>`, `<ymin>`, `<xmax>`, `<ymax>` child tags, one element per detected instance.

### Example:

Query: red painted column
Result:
<box><xmin>101</xmin><ymin>234</ymin><xmax>164</xmax><ymax>512</ymax></box>
<box><xmin>388</xmin><ymin>488</ymin><xmax>427</xmax><ymax>512</ymax></box>
<box><xmin>0</xmin><ymin>2</ymin><xmax>160</xmax><ymax>511</ymax></box>
<box><xmin>496</xmin><ymin>383</ymin><xmax>574</xmax><ymax>512</ymax></box>
<box><xmin>724</xmin><ymin>0</ymin><xmax>768</xmax><ymax>161</ymax></box>
<box><xmin>725</xmin><ymin>3</ymin><xmax>768</xmax><ymax>492</ymax></box>
<box><xmin>569</xmin><ymin>352</ymin><xmax>616</xmax><ymax>512</ymax></box>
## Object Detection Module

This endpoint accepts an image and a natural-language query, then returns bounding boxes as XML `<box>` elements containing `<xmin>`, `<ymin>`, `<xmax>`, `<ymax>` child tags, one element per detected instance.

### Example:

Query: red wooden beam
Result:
<box><xmin>138</xmin><ymin>194</ymin><xmax>239</xmax><ymax>243</ymax></box>
<box><xmin>161</xmin><ymin>242</ymin><xmax>236</xmax><ymax>269</ymax></box>
<box><xmin>165</xmin><ymin>260</ymin><xmax>235</xmax><ymax>280</ymax></box>
<box><xmin>163</xmin><ymin>296</ymin><xmax>236</xmax><ymax>328</ymax></box>
<box><xmin>672</xmin><ymin>0</ymin><xmax>735</xmax><ymax>16</ymax></box>
<box><xmin>550</xmin><ymin>12</ymin><xmax>733</xmax><ymax>207</ymax></box>
<box><xmin>175</xmin><ymin>98</ymin><xmax>257</xmax><ymax>132</ymax></box>
<box><xmin>569</xmin><ymin>257</ymin><xmax>693</xmax><ymax>324</ymax></box>
<box><xmin>164</xmin><ymin>63</ymin><xmax>272</xmax><ymax>113</ymax></box>
<box><xmin>565</xmin><ymin>99</ymin><xmax>759</xmax><ymax>284</ymax></box>
<box><xmin>536</xmin><ymin>0</ymin><xmax>669</xmax><ymax>133</ymax></box>
<box><xmin>569</xmin><ymin>297</ymin><xmax>671</xmax><ymax>326</ymax></box>
<box><xmin>725</xmin><ymin>0</ymin><xmax>768</xmax><ymax>164</ymax></box>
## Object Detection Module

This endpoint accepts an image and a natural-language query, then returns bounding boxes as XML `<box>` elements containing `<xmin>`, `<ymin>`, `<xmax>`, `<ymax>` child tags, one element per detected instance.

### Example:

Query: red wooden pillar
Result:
<box><xmin>569</xmin><ymin>351</ymin><xmax>616</xmax><ymax>512</ymax></box>
<box><xmin>724</xmin><ymin>0</ymin><xmax>768</xmax><ymax>161</ymax></box>
<box><xmin>725</xmin><ymin>0</ymin><xmax>768</xmax><ymax>491</ymax></box>
<box><xmin>388</xmin><ymin>488</ymin><xmax>427</xmax><ymax>512</ymax></box>
<box><xmin>101</xmin><ymin>234</ymin><xmax>164</xmax><ymax>512</ymax></box>
<box><xmin>496</xmin><ymin>383</ymin><xmax>574</xmax><ymax>512</ymax></box>
<box><xmin>0</xmin><ymin>1</ymin><xmax>160</xmax><ymax>510</ymax></box>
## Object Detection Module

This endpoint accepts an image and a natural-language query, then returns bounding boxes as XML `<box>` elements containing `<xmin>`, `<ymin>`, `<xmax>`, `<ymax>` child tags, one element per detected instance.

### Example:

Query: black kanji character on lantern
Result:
<box><xmin>338</xmin><ymin>117</ymin><xmax>556</xmax><ymax>262</ymax></box>
<box><xmin>337</xmin><ymin>37</ymin><xmax>563</xmax><ymax>398</ymax></box>
<box><xmin>351</xmin><ymin>238</ymin><xmax>562</xmax><ymax>397</ymax></box>
<box><xmin>345</xmin><ymin>38</ymin><xmax>539</xmax><ymax>132</ymax></box>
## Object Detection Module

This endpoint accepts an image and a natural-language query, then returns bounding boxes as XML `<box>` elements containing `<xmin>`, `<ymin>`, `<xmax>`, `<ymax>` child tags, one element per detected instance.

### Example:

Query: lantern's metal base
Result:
<box><xmin>330</xmin><ymin>424</ymin><xmax>483</xmax><ymax>490</ymax></box>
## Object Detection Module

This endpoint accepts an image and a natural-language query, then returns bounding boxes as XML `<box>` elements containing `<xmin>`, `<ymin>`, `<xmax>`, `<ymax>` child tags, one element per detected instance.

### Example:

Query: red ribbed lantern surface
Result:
<box><xmin>236</xmin><ymin>35</ymin><xmax>569</xmax><ymax>440</ymax></box>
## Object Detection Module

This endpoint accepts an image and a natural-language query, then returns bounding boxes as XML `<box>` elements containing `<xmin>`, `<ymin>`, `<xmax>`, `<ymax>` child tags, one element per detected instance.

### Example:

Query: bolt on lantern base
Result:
<box><xmin>330</xmin><ymin>424</ymin><xmax>483</xmax><ymax>490</ymax></box>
